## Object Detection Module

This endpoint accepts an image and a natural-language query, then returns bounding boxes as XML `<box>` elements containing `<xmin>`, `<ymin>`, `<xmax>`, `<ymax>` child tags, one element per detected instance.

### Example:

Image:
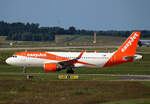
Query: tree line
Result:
<box><xmin>0</xmin><ymin>21</ymin><xmax>150</xmax><ymax>41</ymax></box>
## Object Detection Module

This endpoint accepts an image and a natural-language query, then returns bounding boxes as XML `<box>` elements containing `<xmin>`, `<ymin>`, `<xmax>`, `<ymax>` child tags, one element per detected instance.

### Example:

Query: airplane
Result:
<box><xmin>6</xmin><ymin>32</ymin><xmax>142</xmax><ymax>74</ymax></box>
<box><xmin>138</xmin><ymin>40</ymin><xmax>150</xmax><ymax>47</ymax></box>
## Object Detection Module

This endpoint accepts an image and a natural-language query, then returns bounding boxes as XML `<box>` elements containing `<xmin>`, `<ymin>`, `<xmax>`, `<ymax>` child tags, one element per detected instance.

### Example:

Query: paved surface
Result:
<box><xmin>0</xmin><ymin>46</ymin><xmax>119</xmax><ymax>50</ymax></box>
<box><xmin>83</xmin><ymin>74</ymin><xmax>150</xmax><ymax>81</ymax></box>
<box><xmin>0</xmin><ymin>72</ymin><xmax>150</xmax><ymax>81</ymax></box>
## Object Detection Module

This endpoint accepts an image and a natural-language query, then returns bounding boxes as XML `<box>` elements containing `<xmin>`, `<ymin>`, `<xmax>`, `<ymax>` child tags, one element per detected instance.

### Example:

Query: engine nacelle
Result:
<box><xmin>44</xmin><ymin>63</ymin><xmax>62</xmax><ymax>72</ymax></box>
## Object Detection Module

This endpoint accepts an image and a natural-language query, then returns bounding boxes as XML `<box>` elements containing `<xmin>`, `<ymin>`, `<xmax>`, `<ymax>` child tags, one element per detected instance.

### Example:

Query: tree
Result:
<box><xmin>21</xmin><ymin>32</ymin><xmax>32</xmax><ymax>41</ymax></box>
<box><xmin>68</xmin><ymin>26</ymin><xmax>76</xmax><ymax>34</ymax></box>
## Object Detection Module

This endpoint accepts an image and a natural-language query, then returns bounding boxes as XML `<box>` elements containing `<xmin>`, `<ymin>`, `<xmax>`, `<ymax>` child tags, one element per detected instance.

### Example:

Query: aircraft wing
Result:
<box><xmin>58</xmin><ymin>49</ymin><xmax>85</xmax><ymax>67</ymax></box>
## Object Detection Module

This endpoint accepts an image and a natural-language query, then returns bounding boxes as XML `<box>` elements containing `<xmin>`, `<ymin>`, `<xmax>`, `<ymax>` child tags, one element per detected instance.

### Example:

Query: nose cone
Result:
<box><xmin>6</xmin><ymin>58</ymin><xmax>13</xmax><ymax>65</ymax></box>
<box><xmin>6</xmin><ymin>58</ymin><xmax>10</xmax><ymax>64</ymax></box>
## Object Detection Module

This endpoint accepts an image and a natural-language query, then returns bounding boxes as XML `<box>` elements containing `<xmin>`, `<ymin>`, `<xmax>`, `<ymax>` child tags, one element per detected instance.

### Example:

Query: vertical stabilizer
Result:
<box><xmin>104</xmin><ymin>32</ymin><xmax>141</xmax><ymax>67</ymax></box>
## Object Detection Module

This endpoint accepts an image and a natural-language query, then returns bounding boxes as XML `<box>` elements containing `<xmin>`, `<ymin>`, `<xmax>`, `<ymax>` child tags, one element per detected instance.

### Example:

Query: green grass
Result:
<box><xmin>0</xmin><ymin>79</ymin><xmax>150</xmax><ymax>104</ymax></box>
<box><xmin>102</xmin><ymin>98</ymin><xmax>150</xmax><ymax>104</ymax></box>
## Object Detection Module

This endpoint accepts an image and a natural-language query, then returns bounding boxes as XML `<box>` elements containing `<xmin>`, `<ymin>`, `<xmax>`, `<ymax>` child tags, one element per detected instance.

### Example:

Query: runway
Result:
<box><xmin>84</xmin><ymin>74</ymin><xmax>150</xmax><ymax>81</ymax></box>
<box><xmin>0</xmin><ymin>46</ymin><xmax>119</xmax><ymax>50</ymax></box>
<box><xmin>0</xmin><ymin>72</ymin><xmax>150</xmax><ymax>81</ymax></box>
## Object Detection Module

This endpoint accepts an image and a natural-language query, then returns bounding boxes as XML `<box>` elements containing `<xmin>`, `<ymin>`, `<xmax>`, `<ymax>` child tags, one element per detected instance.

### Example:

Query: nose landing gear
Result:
<box><xmin>23</xmin><ymin>66</ymin><xmax>26</xmax><ymax>73</ymax></box>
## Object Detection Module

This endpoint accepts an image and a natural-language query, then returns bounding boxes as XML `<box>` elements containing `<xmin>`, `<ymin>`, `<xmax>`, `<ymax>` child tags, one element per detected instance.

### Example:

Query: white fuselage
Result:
<box><xmin>6</xmin><ymin>52</ymin><xmax>113</xmax><ymax>68</ymax></box>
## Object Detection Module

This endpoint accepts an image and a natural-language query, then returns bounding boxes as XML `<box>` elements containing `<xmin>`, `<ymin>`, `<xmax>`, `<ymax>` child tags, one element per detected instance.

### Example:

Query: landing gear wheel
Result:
<box><xmin>66</xmin><ymin>67</ymin><xmax>74</xmax><ymax>74</ymax></box>
<box><xmin>67</xmin><ymin>69</ymin><xmax>74</xmax><ymax>74</ymax></box>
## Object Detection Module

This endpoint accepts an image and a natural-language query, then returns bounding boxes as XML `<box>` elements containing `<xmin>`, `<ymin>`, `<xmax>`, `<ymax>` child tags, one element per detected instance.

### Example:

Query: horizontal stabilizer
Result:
<box><xmin>123</xmin><ymin>56</ymin><xmax>136</xmax><ymax>60</ymax></box>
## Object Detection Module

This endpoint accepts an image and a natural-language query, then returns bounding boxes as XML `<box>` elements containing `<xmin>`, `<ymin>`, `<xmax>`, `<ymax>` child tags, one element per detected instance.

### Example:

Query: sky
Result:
<box><xmin>0</xmin><ymin>0</ymin><xmax>150</xmax><ymax>30</ymax></box>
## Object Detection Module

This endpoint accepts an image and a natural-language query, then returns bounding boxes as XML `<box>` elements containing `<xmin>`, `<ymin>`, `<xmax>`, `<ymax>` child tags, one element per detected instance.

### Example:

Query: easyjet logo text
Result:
<box><xmin>27</xmin><ymin>53</ymin><xmax>47</xmax><ymax>57</ymax></box>
<box><xmin>121</xmin><ymin>33</ymin><xmax>138</xmax><ymax>52</ymax></box>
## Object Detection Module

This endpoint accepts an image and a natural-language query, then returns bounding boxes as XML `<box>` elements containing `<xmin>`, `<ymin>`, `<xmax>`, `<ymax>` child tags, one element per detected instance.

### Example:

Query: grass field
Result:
<box><xmin>0</xmin><ymin>78</ymin><xmax>150</xmax><ymax>104</ymax></box>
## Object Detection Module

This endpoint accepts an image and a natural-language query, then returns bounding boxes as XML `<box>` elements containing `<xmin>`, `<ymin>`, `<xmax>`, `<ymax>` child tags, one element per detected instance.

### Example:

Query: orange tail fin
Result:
<box><xmin>104</xmin><ymin>32</ymin><xmax>141</xmax><ymax>67</ymax></box>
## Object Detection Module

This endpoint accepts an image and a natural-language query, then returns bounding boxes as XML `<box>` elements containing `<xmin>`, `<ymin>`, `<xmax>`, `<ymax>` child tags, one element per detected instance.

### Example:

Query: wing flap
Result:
<box><xmin>59</xmin><ymin>49</ymin><xmax>85</xmax><ymax>66</ymax></box>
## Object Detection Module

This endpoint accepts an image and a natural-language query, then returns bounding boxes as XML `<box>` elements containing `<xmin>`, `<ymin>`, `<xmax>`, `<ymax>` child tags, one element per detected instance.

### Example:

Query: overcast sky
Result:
<box><xmin>0</xmin><ymin>0</ymin><xmax>150</xmax><ymax>30</ymax></box>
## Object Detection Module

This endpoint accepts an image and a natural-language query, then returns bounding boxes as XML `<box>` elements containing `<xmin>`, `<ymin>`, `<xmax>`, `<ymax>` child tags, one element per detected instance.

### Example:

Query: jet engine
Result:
<box><xmin>44</xmin><ymin>63</ymin><xmax>62</xmax><ymax>72</ymax></box>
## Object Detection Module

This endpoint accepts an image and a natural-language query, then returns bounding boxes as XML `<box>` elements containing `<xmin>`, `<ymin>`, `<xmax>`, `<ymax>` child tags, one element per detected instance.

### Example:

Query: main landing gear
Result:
<box><xmin>66</xmin><ymin>67</ymin><xmax>74</xmax><ymax>74</ymax></box>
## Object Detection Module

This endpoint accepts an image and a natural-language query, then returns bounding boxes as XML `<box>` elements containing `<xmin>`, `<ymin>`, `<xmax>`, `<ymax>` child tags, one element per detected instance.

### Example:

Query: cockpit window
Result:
<box><xmin>12</xmin><ymin>56</ymin><xmax>17</xmax><ymax>58</ymax></box>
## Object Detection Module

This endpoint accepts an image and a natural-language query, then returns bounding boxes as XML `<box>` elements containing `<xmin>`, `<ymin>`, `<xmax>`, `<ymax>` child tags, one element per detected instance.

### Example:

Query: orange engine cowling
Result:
<box><xmin>44</xmin><ymin>63</ymin><xmax>62</xmax><ymax>72</ymax></box>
